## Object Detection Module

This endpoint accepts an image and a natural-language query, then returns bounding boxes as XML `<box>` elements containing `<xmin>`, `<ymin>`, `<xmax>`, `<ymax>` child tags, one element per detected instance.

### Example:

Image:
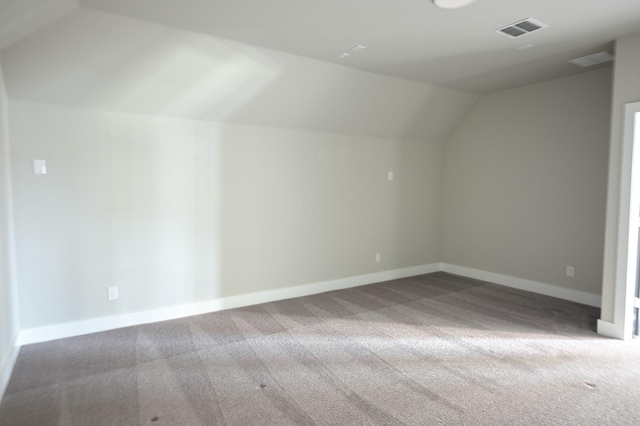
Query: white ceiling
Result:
<box><xmin>1</xmin><ymin>0</ymin><xmax>640</xmax><ymax>93</ymax></box>
<box><xmin>1</xmin><ymin>9</ymin><xmax>481</xmax><ymax>140</ymax></box>
<box><xmin>76</xmin><ymin>0</ymin><xmax>640</xmax><ymax>93</ymax></box>
<box><xmin>0</xmin><ymin>0</ymin><xmax>76</xmax><ymax>50</ymax></box>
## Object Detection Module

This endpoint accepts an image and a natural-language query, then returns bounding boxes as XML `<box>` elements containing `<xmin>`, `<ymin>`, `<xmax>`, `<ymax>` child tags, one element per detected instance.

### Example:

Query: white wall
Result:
<box><xmin>442</xmin><ymin>68</ymin><xmax>612</xmax><ymax>297</ymax></box>
<box><xmin>0</xmin><ymin>0</ymin><xmax>77</xmax><ymax>50</ymax></box>
<box><xmin>9</xmin><ymin>101</ymin><xmax>444</xmax><ymax>329</ymax></box>
<box><xmin>600</xmin><ymin>31</ymin><xmax>640</xmax><ymax>330</ymax></box>
<box><xmin>0</xmin><ymin>59</ymin><xmax>19</xmax><ymax>396</ymax></box>
<box><xmin>2</xmin><ymin>8</ymin><xmax>479</xmax><ymax>331</ymax></box>
<box><xmin>6</xmin><ymin>4</ymin><xmax>616</xmax><ymax>338</ymax></box>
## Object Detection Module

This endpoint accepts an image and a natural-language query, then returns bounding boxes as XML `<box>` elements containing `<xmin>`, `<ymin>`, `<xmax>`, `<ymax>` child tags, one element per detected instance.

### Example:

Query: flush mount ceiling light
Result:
<box><xmin>433</xmin><ymin>0</ymin><xmax>476</xmax><ymax>9</ymax></box>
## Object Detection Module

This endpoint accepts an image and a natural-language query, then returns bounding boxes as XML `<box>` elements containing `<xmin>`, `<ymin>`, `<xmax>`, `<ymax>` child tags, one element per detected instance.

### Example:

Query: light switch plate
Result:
<box><xmin>108</xmin><ymin>286</ymin><xmax>119</xmax><ymax>300</ymax></box>
<box><xmin>34</xmin><ymin>159</ymin><xmax>47</xmax><ymax>175</ymax></box>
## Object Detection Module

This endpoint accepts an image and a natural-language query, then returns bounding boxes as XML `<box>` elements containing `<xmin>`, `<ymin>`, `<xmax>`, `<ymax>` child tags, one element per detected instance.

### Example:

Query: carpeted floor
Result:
<box><xmin>2</xmin><ymin>272</ymin><xmax>640</xmax><ymax>425</ymax></box>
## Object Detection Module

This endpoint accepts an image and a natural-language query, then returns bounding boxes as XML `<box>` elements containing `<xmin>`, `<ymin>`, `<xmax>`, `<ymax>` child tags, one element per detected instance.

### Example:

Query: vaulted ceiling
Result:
<box><xmin>79</xmin><ymin>0</ymin><xmax>640</xmax><ymax>93</ymax></box>
<box><xmin>2</xmin><ymin>0</ymin><xmax>640</xmax><ymax>93</ymax></box>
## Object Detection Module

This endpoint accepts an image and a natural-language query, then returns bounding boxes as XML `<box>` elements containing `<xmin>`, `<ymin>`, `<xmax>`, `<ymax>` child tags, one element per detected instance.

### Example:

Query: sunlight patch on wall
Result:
<box><xmin>2</xmin><ymin>8</ymin><xmax>281</xmax><ymax>121</ymax></box>
<box><xmin>90</xmin><ymin>34</ymin><xmax>281</xmax><ymax>120</ymax></box>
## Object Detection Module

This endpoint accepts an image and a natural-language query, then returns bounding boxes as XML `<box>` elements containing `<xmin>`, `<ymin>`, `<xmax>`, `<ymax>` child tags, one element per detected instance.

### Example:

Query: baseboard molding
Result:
<box><xmin>441</xmin><ymin>263</ymin><xmax>602</xmax><ymax>308</ymax></box>
<box><xmin>596</xmin><ymin>319</ymin><xmax>623</xmax><ymax>340</ymax></box>
<box><xmin>17</xmin><ymin>263</ymin><xmax>441</xmax><ymax>346</ymax></box>
<box><xmin>0</xmin><ymin>338</ymin><xmax>20</xmax><ymax>402</ymax></box>
<box><xmin>15</xmin><ymin>262</ymin><xmax>606</xmax><ymax>346</ymax></box>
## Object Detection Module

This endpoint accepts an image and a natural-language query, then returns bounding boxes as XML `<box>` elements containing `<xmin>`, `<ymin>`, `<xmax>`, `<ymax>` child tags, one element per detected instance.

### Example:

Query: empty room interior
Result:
<box><xmin>2</xmin><ymin>0</ymin><xmax>640</xmax><ymax>424</ymax></box>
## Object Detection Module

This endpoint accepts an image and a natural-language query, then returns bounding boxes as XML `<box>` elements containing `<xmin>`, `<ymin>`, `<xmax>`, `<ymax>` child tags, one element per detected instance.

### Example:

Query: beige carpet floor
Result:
<box><xmin>2</xmin><ymin>272</ymin><xmax>640</xmax><ymax>425</ymax></box>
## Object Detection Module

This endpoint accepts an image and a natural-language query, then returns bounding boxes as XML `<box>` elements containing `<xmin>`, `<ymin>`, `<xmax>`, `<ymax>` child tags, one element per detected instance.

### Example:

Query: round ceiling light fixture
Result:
<box><xmin>433</xmin><ymin>0</ymin><xmax>476</xmax><ymax>9</ymax></box>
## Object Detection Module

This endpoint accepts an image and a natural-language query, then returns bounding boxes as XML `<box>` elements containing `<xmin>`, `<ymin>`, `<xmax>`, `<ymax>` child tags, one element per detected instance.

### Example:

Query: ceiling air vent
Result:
<box><xmin>495</xmin><ymin>18</ymin><xmax>548</xmax><ymax>39</ymax></box>
<box><xmin>568</xmin><ymin>51</ymin><xmax>614</xmax><ymax>67</ymax></box>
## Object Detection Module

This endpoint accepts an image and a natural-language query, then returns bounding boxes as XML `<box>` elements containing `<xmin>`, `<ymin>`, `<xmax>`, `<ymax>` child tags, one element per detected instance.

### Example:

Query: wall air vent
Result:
<box><xmin>495</xmin><ymin>18</ymin><xmax>548</xmax><ymax>39</ymax></box>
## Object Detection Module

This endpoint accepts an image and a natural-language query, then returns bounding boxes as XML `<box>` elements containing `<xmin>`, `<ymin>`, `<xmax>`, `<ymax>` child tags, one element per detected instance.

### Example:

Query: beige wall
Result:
<box><xmin>0</xmin><ymin>0</ymin><xmax>77</xmax><ymax>50</ymax></box>
<box><xmin>442</xmin><ymin>68</ymin><xmax>612</xmax><ymax>296</ymax></box>
<box><xmin>1</xmin><ymin>5</ymin><xmax>617</xmax><ymax>334</ymax></box>
<box><xmin>601</xmin><ymin>31</ymin><xmax>640</xmax><ymax>323</ymax></box>
<box><xmin>3</xmin><ymin>8</ymin><xmax>479</xmax><ymax>329</ymax></box>
<box><xmin>0</xmin><ymin>59</ymin><xmax>19</xmax><ymax>388</ymax></box>
<box><xmin>9</xmin><ymin>101</ymin><xmax>443</xmax><ymax>329</ymax></box>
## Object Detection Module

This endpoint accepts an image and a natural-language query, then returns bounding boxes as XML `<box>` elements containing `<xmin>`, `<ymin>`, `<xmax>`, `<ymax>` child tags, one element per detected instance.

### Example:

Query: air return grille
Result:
<box><xmin>495</xmin><ymin>18</ymin><xmax>548</xmax><ymax>39</ymax></box>
<box><xmin>568</xmin><ymin>51</ymin><xmax>614</xmax><ymax>67</ymax></box>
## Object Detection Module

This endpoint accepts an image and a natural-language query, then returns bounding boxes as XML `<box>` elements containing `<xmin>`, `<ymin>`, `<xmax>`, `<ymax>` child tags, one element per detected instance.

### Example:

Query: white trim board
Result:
<box><xmin>15</xmin><ymin>262</ymin><xmax>604</xmax><ymax>346</ymax></box>
<box><xmin>0</xmin><ymin>340</ymin><xmax>20</xmax><ymax>402</ymax></box>
<box><xmin>596</xmin><ymin>319</ymin><xmax>622</xmax><ymax>340</ymax></box>
<box><xmin>608</xmin><ymin>103</ymin><xmax>640</xmax><ymax>341</ymax></box>
<box><xmin>17</xmin><ymin>263</ymin><xmax>441</xmax><ymax>346</ymax></box>
<box><xmin>441</xmin><ymin>264</ymin><xmax>601</xmax><ymax>308</ymax></box>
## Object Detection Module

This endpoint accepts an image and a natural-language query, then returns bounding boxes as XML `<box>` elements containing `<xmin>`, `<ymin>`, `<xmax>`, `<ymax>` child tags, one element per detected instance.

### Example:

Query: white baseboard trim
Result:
<box><xmin>596</xmin><ymin>319</ymin><xmax>624</xmax><ymax>340</ymax></box>
<box><xmin>441</xmin><ymin>263</ymin><xmax>602</xmax><ymax>308</ymax></box>
<box><xmin>17</xmin><ymin>263</ymin><xmax>441</xmax><ymax>346</ymax></box>
<box><xmin>15</xmin><ymin>262</ymin><xmax>606</xmax><ymax>346</ymax></box>
<box><xmin>0</xmin><ymin>338</ymin><xmax>20</xmax><ymax>402</ymax></box>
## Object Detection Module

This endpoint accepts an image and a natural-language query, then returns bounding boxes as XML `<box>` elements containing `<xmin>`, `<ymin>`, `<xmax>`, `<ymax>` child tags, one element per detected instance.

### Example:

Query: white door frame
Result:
<box><xmin>603</xmin><ymin>101</ymin><xmax>640</xmax><ymax>340</ymax></box>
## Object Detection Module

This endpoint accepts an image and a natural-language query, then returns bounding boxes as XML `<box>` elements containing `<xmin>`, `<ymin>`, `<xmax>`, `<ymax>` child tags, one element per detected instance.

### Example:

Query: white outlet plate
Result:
<box><xmin>376</xmin><ymin>253</ymin><xmax>381</xmax><ymax>263</ymax></box>
<box><xmin>388</xmin><ymin>171</ymin><xmax>394</xmax><ymax>181</ymax></box>
<box><xmin>566</xmin><ymin>266</ymin><xmax>574</xmax><ymax>278</ymax></box>
<box><xmin>108</xmin><ymin>286</ymin><xmax>119</xmax><ymax>300</ymax></box>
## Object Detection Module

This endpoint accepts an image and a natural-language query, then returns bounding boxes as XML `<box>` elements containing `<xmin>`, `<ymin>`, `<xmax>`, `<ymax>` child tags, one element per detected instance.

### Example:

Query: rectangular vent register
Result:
<box><xmin>496</xmin><ymin>18</ymin><xmax>548</xmax><ymax>39</ymax></box>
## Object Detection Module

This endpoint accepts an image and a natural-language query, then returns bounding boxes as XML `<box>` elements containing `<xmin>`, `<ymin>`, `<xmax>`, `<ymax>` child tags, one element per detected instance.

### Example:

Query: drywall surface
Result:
<box><xmin>442</xmin><ymin>68</ymin><xmax>612</xmax><ymax>296</ymax></box>
<box><xmin>0</xmin><ymin>60</ymin><xmax>19</xmax><ymax>392</ymax></box>
<box><xmin>1</xmin><ymin>8</ymin><xmax>479</xmax><ymax>142</ymax></box>
<box><xmin>9</xmin><ymin>101</ymin><xmax>442</xmax><ymax>328</ymax></box>
<box><xmin>0</xmin><ymin>0</ymin><xmax>77</xmax><ymax>50</ymax></box>
<box><xmin>601</xmin><ymin>31</ymin><xmax>640</xmax><ymax>322</ymax></box>
<box><xmin>2</xmin><ymin>5</ymin><xmax>472</xmax><ymax>329</ymax></box>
